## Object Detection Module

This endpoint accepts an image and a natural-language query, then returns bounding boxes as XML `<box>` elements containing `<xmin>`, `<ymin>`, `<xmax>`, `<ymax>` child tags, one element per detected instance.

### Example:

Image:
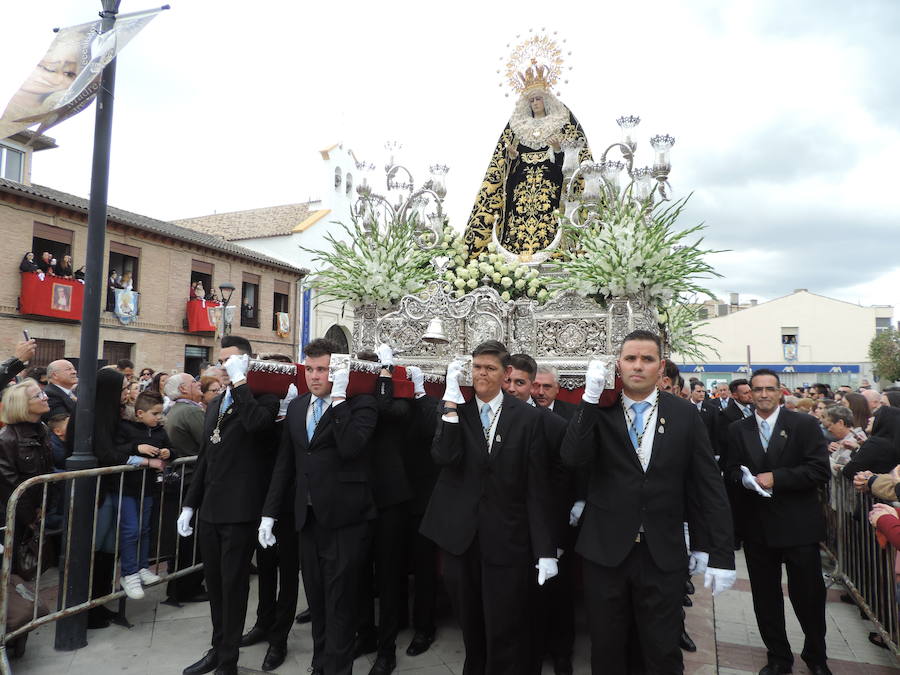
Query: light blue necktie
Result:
<box><xmin>759</xmin><ymin>419</ymin><xmax>771</xmax><ymax>450</ymax></box>
<box><xmin>629</xmin><ymin>401</ymin><xmax>651</xmax><ymax>449</ymax></box>
<box><xmin>219</xmin><ymin>386</ymin><xmax>233</xmax><ymax>414</ymax></box>
<box><xmin>480</xmin><ymin>403</ymin><xmax>492</xmax><ymax>434</ymax></box>
<box><xmin>307</xmin><ymin>397</ymin><xmax>324</xmax><ymax>441</ymax></box>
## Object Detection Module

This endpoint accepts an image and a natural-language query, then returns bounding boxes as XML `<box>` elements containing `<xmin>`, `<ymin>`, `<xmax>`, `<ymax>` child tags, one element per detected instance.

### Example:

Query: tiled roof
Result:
<box><xmin>173</xmin><ymin>201</ymin><xmax>321</xmax><ymax>241</ymax></box>
<box><xmin>0</xmin><ymin>178</ymin><xmax>306</xmax><ymax>275</ymax></box>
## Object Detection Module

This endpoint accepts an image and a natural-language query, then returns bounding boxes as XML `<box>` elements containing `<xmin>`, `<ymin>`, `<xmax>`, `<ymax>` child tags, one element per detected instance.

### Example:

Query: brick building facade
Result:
<box><xmin>0</xmin><ymin>176</ymin><xmax>306</xmax><ymax>375</ymax></box>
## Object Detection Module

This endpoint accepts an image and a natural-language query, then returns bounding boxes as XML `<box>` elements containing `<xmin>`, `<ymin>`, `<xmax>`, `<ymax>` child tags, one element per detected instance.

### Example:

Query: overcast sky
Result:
<box><xmin>3</xmin><ymin>0</ymin><xmax>899</xmax><ymax>317</ymax></box>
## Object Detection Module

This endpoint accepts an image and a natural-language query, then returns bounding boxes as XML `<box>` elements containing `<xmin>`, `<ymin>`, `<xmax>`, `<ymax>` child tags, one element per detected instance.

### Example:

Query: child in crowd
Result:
<box><xmin>113</xmin><ymin>390</ymin><xmax>170</xmax><ymax>599</ymax></box>
<box><xmin>46</xmin><ymin>414</ymin><xmax>69</xmax><ymax>470</ymax></box>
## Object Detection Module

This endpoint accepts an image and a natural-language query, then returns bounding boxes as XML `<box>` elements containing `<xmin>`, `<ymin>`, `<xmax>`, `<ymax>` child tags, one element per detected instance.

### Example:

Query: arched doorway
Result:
<box><xmin>324</xmin><ymin>324</ymin><xmax>350</xmax><ymax>353</ymax></box>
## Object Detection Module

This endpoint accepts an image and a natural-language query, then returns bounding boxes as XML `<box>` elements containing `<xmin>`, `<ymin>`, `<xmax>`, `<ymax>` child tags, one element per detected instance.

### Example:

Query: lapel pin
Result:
<box><xmin>658</xmin><ymin>425</ymin><xmax>665</xmax><ymax>434</ymax></box>
<box><xmin>779</xmin><ymin>430</ymin><xmax>787</xmax><ymax>438</ymax></box>
<box><xmin>660</xmin><ymin>417</ymin><xmax>666</xmax><ymax>425</ymax></box>
<box><xmin>495</xmin><ymin>434</ymin><xmax>501</xmax><ymax>443</ymax></box>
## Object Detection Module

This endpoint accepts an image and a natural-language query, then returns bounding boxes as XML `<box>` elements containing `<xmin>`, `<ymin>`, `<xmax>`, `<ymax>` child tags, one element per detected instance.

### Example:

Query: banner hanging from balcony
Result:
<box><xmin>0</xmin><ymin>6</ymin><xmax>166</xmax><ymax>141</ymax></box>
<box><xmin>19</xmin><ymin>272</ymin><xmax>83</xmax><ymax>320</ymax></box>
<box><xmin>186</xmin><ymin>299</ymin><xmax>220</xmax><ymax>333</ymax></box>
<box><xmin>275</xmin><ymin>312</ymin><xmax>290</xmax><ymax>337</ymax></box>
<box><xmin>113</xmin><ymin>288</ymin><xmax>139</xmax><ymax>325</ymax></box>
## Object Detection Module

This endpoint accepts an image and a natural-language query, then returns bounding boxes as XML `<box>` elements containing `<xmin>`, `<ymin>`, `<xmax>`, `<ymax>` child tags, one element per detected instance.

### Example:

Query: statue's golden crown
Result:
<box><xmin>503</xmin><ymin>32</ymin><xmax>567</xmax><ymax>97</ymax></box>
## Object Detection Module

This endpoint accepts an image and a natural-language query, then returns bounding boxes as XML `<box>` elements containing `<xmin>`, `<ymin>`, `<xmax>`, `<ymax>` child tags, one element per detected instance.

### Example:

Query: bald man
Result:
<box><xmin>862</xmin><ymin>389</ymin><xmax>882</xmax><ymax>414</ymax></box>
<box><xmin>44</xmin><ymin>359</ymin><xmax>78</xmax><ymax>419</ymax></box>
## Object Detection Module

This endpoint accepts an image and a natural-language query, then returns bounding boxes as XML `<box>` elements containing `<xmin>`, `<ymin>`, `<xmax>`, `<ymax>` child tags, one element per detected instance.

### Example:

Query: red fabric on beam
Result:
<box><xmin>19</xmin><ymin>272</ymin><xmax>84</xmax><ymax>320</ymax></box>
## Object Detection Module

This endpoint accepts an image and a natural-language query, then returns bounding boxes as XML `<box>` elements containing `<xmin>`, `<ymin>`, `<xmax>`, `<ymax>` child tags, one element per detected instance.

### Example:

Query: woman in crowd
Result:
<box><xmin>53</xmin><ymin>254</ymin><xmax>74</xmax><ymax>279</ymax></box>
<box><xmin>881</xmin><ymin>391</ymin><xmax>900</xmax><ymax>409</ymax></box>
<box><xmin>199</xmin><ymin>375</ymin><xmax>222</xmax><ymax>409</ymax></box>
<box><xmin>844</xmin><ymin>392</ymin><xmax>871</xmax><ymax>444</ymax></box>
<box><xmin>844</xmin><ymin>406</ymin><xmax>900</xmax><ymax>479</ymax></box>
<box><xmin>19</xmin><ymin>253</ymin><xmax>40</xmax><ymax>274</ymax></box>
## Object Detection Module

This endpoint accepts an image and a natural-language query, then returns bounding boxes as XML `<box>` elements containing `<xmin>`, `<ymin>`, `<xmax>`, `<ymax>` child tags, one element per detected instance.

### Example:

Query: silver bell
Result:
<box><xmin>422</xmin><ymin>317</ymin><xmax>449</xmax><ymax>345</ymax></box>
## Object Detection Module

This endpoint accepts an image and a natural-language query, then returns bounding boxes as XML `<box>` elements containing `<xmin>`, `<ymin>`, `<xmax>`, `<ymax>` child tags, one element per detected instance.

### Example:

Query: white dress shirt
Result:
<box><xmin>754</xmin><ymin>406</ymin><xmax>781</xmax><ymax>450</ymax></box>
<box><xmin>621</xmin><ymin>388</ymin><xmax>659</xmax><ymax>472</ymax></box>
<box><xmin>305</xmin><ymin>394</ymin><xmax>334</xmax><ymax>430</ymax></box>
<box><xmin>477</xmin><ymin>391</ymin><xmax>504</xmax><ymax>452</ymax></box>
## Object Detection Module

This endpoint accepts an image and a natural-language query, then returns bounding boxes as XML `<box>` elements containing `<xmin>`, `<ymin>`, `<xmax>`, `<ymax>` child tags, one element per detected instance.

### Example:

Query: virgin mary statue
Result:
<box><xmin>464</xmin><ymin>35</ymin><xmax>592</xmax><ymax>260</ymax></box>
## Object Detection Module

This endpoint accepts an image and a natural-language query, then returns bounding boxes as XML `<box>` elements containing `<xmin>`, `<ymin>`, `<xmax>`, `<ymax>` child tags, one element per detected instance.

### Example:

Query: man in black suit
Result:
<box><xmin>717</xmin><ymin>378</ymin><xmax>754</xmax><ymax>547</ymax></box>
<box><xmin>725</xmin><ymin>369</ymin><xmax>831</xmax><ymax>675</ymax></box>
<box><xmin>690</xmin><ymin>381</ymin><xmax>719</xmax><ymax>450</ymax></box>
<box><xmin>177</xmin><ymin>336</ymin><xmax>279</xmax><ymax>675</ymax></box>
<box><xmin>561</xmin><ymin>329</ymin><xmax>736</xmax><ymax>673</ymax></box>
<box><xmin>420</xmin><ymin>340</ymin><xmax>557</xmax><ymax>675</ymax></box>
<box><xmin>402</xmin><ymin>366</ymin><xmax>441</xmax><ymax>658</ymax></box>
<box><xmin>44</xmin><ymin>359</ymin><xmax>78</xmax><ymax>419</ymax></box>
<box><xmin>259</xmin><ymin>337</ymin><xmax>378</xmax><ymax>675</ymax></box>
<box><xmin>354</xmin><ymin>344</ymin><xmax>413</xmax><ymax>675</ymax></box>
<box><xmin>533</xmin><ymin>365</ymin><xmax>576</xmax><ymax>420</ymax></box>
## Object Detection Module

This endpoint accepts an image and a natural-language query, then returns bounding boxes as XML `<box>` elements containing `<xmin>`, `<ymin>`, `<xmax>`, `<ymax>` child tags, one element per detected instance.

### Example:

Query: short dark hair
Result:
<box><xmin>811</xmin><ymin>383</ymin><xmax>830</xmax><ymax>396</ymax></box>
<box><xmin>46</xmin><ymin>413</ymin><xmax>69</xmax><ymax>432</ymax></box>
<box><xmin>471</xmin><ymin>340</ymin><xmax>511</xmax><ymax>368</ymax></box>
<box><xmin>729</xmin><ymin>378</ymin><xmax>749</xmax><ymax>394</ymax></box>
<box><xmin>116</xmin><ymin>358</ymin><xmax>134</xmax><ymax>370</ymax></box>
<box><xmin>304</xmin><ymin>337</ymin><xmax>340</xmax><ymax>358</ymax></box>
<box><xmin>135</xmin><ymin>389</ymin><xmax>163</xmax><ymax>413</ymax></box>
<box><xmin>620</xmin><ymin>329</ymin><xmax>662</xmax><ymax>358</ymax></box>
<box><xmin>23</xmin><ymin>365</ymin><xmax>47</xmax><ymax>382</ymax></box>
<box><xmin>825</xmin><ymin>405</ymin><xmax>853</xmax><ymax>428</ymax></box>
<box><xmin>356</xmin><ymin>349</ymin><xmax>378</xmax><ymax>362</ymax></box>
<box><xmin>885</xmin><ymin>391</ymin><xmax>900</xmax><ymax>408</ymax></box>
<box><xmin>258</xmin><ymin>353</ymin><xmax>293</xmax><ymax>363</ymax></box>
<box><xmin>509</xmin><ymin>353</ymin><xmax>537</xmax><ymax>379</ymax></box>
<box><xmin>221</xmin><ymin>335</ymin><xmax>253</xmax><ymax>355</ymax></box>
<box><xmin>691</xmin><ymin>381</ymin><xmax>705</xmax><ymax>392</ymax></box>
<box><xmin>750</xmin><ymin>369</ymin><xmax>780</xmax><ymax>387</ymax></box>
<box><xmin>663</xmin><ymin>360</ymin><xmax>680</xmax><ymax>382</ymax></box>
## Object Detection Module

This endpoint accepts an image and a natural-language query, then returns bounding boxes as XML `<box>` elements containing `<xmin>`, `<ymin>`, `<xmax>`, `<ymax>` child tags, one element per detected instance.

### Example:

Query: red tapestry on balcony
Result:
<box><xmin>186</xmin><ymin>299</ymin><xmax>220</xmax><ymax>333</ymax></box>
<box><xmin>19</xmin><ymin>273</ymin><xmax>84</xmax><ymax>320</ymax></box>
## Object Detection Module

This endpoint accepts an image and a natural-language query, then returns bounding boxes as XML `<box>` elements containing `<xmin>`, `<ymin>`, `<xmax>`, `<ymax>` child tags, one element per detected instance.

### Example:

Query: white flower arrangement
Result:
<box><xmin>438</xmin><ymin>227</ymin><xmax>553</xmax><ymax>303</ymax></box>
<box><xmin>658</xmin><ymin>298</ymin><xmax>720</xmax><ymax>361</ymax></box>
<box><xmin>549</xmin><ymin>195</ymin><xmax>722</xmax><ymax>308</ymax></box>
<box><xmin>302</xmin><ymin>215</ymin><xmax>436</xmax><ymax>310</ymax></box>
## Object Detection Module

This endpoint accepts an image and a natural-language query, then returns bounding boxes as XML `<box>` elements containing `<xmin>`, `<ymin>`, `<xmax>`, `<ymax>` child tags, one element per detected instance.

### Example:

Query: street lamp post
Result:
<box><xmin>218</xmin><ymin>282</ymin><xmax>235</xmax><ymax>337</ymax></box>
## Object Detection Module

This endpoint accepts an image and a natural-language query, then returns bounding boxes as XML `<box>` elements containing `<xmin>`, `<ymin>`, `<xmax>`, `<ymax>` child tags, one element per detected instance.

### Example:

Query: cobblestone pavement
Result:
<box><xmin>10</xmin><ymin>550</ymin><xmax>899</xmax><ymax>674</ymax></box>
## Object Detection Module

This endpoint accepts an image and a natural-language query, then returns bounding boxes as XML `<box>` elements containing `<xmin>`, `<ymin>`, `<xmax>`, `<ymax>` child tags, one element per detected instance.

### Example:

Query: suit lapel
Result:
<box><xmin>310</xmin><ymin>400</ymin><xmax>333</xmax><ymax>447</ymax></box>
<box><xmin>645</xmin><ymin>394</ymin><xmax>669</xmax><ymax>473</ymax></box>
<box><xmin>766</xmin><ymin>410</ymin><xmax>789</xmax><ymax>466</ymax></box>
<box><xmin>293</xmin><ymin>394</ymin><xmax>311</xmax><ymax>449</ymax></box>
<box><xmin>610</xmin><ymin>395</ymin><xmax>644</xmax><ymax>473</ymax></box>
<box><xmin>489</xmin><ymin>395</ymin><xmax>516</xmax><ymax>460</ymax></box>
<box><xmin>740</xmin><ymin>418</ymin><xmax>767</xmax><ymax>471</ymax></box>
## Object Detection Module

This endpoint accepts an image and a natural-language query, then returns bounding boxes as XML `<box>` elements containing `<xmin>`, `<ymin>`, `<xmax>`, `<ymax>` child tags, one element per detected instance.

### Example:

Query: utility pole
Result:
<box><xmin>55</xmin><ymin>0</ymin><xmax>122</xmax><ymax>651</ymax></box>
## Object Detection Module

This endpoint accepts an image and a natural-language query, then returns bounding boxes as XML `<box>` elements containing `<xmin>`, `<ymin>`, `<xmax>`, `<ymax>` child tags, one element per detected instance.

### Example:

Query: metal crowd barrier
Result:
<box><xmin>0</xmin><ymin>456</ymin><xmax>200</xmax><ymax>674</ymax></box>
<box><xmin>824</xmin><ymin>475</ymin><xmax>900</xmax><ymax>655</ymax></box>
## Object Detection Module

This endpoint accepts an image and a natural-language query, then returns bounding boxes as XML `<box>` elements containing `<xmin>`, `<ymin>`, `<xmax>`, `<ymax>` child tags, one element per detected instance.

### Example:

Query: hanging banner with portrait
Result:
<box><xmin>114</xmin><ymin>288</ymin><xmax>139</xmax><ymax>325</ymax></box>
<box><xmin>0</xmin><ymin>7</ymin><xmax>165</xmax><ymax>141</ymax></box>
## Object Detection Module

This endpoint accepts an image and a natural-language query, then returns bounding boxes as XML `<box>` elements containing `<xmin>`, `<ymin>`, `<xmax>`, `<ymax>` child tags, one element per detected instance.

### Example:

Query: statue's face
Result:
<box><xmin>529</xmin><ymin>94</ymin><xmax>545</xmax><ymax>116</ymax></box>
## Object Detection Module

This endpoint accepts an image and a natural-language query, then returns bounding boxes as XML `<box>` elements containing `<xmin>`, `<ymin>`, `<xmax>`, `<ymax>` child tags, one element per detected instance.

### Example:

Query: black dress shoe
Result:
<box><xmin>553</xmin><ymin>655</ymin><xmax>574</xmax><ymax>675</ymax></box>
<box><xmin>682</xmin><ymin>594</ymin><xmax>693</xmax><ymax>607</ymax></box>
<box><xmin>807</xmin><ymin>665</ymin><xmax>832</xmax><ymax>675</ymax></box>
<box><xmin>183</xmin><ymin>649</ymin><xmax>218</xmax><ymax>675</ymax></box>
<box><xmin>679</xmin><ymin>629</ymin><xmax>696</xmax><ymax>652</ymax></box>
<box><xmin>368</xmin><ymin>653</ymin><xmax>397</xmax><ymax>675</ymax></box>
<box><xmin>295</xmin><ymin>607</ymin><xmax>312</xmax><ymax>624</ymax></box>
<box><xmin>353</xmin><ymin>633</ymin><xmax>378</xmax><ymax>658</ymax></box>
<box><xmin>759</xmin><ymin>664</ymin><xmax>792</xmax><ymax>675</ymax></box>
<box><xmin>406</xmin><ymin>631</ymin><xmax>435</xmax><ymax>656</ymax></box>
<box><xmin>262</xmin><ymin>643</ymin><xmax>287</xmax><ymax>672</ymax></box>
<box><xmin>240</xmin><ymin>624</ymin><xmax>269</xmax><ymax>647</ymax></box>
<box><xmin>685</xmin><ymin>579</ymin><xmax>695</xmax><ymax>595</ymax></box>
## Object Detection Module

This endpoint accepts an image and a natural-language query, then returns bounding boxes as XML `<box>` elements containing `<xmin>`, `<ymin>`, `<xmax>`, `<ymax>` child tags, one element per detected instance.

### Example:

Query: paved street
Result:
<box><xmin>10</xmin><ymin>550</ymin><xmax>900</xmax><ymax>674</ymax></box>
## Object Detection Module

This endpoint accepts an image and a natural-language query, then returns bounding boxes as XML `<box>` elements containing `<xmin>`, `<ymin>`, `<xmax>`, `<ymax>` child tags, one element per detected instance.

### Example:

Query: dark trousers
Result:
<box><xmin>441</xmin><ymin>540</ymin><xmax>533</xmax><ymax>675</ymax></box>
<box><xmin>167</xmin><ymin>525</ymin><xmax>205</xmax><ymax>601</ymax></box>
<box><xmin>409</xmin><ymin>516</ymin><xmax>438</xmax><ymax>635</ymax></box>
<box><xmin>254</xmin><ymin>511</ymin><xmax>300</xmax><ymax>647</ymax></box>
<box><xmin>197</xmin><ymin>519</ymin><xmax>257</xmax><ymax>670</ymax></box>
<box><xmin>743</xmin><ymin>539</ymin><xmax>827</xmax><ymax>667</ymax></box>
<box><xmin>358</xmin><ymin>503</ymin><xmax>409</xmax><ymax>657</ymax></box>
<box><xmin>582</xmin><ymin>542</ymin><xmax>684</xmax><ymax>675</ymax></box>
<box><xmin>301</xmin><ymin>509</ymin><xmax>372</xmax><ymax>675</ymax></box>
<box><xmin>529</xmin><ymin>548</ymin><xmax>575</xmax><ymax>673</ymax></box>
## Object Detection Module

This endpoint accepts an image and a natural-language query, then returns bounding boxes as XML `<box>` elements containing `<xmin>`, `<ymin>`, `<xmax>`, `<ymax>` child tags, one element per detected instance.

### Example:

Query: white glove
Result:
<box><xmin>331</xmin><ymin>366</ymin><xmax>350</xmax><ymax>399</ymax></box>
<box><xmin>177</xmin><ymin>507</ymin><xmax>194</xmax><ymax>537</ymax></box>
<box><xmin>688</xmin><ymin>550</ymin><xmax>709</xmax><ymax>576</ymax></box>
<box><xmin>407</xmin><ymin>366</ymin><xmax>426</xmax><ymax>397</ymax></box>
<box><xmin>376</xmin><ymin>343</ymin><xmax>394</xmax><ymax>368</ymax></box>
<box><xmin>536</xmin><ymin>558</ymin><xmax>559</xmax><ymax>585</ymax></box>
<box><xmin>224</xmin><ymin>353</ymin><xmax>250</xmax><ymax>384</ymax></box>
<box><xmin>583</xmin><ymin>360</ymin><xmax>607</xmax><ymax>404</ymax></box>
<box><xmin>442</xmin><ymin>360</ymin><xmax>466</xmax><ymax>404</ymax></box>
<box><xmin>569</xmin><ymin>500</ymin><xmax>585</xmax><ymax>527</ymax></box>
<box><xmin>258</xmin><ymin>516</ymin><xmax>276</xmax><ymax>548</ymax></box>
<box><xmin>740</xmin><ymin>465</ymin><xmax>773</xmax><ymax>497</ymax></box>
<box><xmin>704</xmin><ymin>567</ymin><xmax>736</xmax><ymax>596</ymax></box>
<box><xmin>278</xmin><ymin>383</ymin><xmax>299</xmax><ymax>419</ymax></box>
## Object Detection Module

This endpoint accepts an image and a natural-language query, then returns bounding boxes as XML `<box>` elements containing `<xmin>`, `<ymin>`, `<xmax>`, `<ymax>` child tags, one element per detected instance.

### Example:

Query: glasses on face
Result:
<box><xmin>29</xmin><ymin>391</ymin><xmax>48</xmax><ymax>401</ymax></box>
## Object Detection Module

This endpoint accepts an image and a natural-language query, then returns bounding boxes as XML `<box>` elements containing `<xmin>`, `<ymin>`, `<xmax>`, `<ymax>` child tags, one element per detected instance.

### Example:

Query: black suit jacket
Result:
<box><xmin>404</xmin><ymin>394</ymin><xmax>440</xmax><ymax>516</ymax></box>
<box><xmin>561</xmin><ymin>391</ymin><xmax>734</xmax><ymax>572</ymax></box>
<box><xmin>183</xmin><ymin>383</ymin><xmax>279</xmax><ymax>524</ymax></box>
<box><xmin>536</xmin><ymin>404</ymin><xmax>572</xmax><ymax>546</ymax></box>
<box><xmin>717</xmin><ymin>398</ymin><xmax>751</xmax><ymax>470</ymax></box>
<box><xmin>44</xmin><ymin>383</ymin><xmax>76</xmax><ymax>419</ymax></box>
<box><xmin>420</xmin><ymin>393</ymin><xmax>555</xmax><ymax>566</ymax></box>
<box><xmin>724</xmin><ymin>408</ymin><xmax>829</xmax><ymax>548</ymax></box>
<box><xmin>695</xmin><ymin>398</ymin><xmax>719</xmax><ymax>447</ymax></box>
<box><xmin>263</xmin><ymin>393</ymin><xmax>378</xmax><ymax>530</ymax></box>
<box><xmin>549</xmin><ymin>398</ymin><xmax>576</xmax><ymax>421</ymax></box>
<box><xmin>370</xmin><ymin>376</ymin><xmax>413</xmax><ymax>509</ymax></box>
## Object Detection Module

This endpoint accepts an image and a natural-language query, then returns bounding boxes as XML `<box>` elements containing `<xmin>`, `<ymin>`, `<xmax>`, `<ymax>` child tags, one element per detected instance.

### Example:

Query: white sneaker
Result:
<box><xmin>121</xmin><ymin>573</ymin><xmax>144</xmax><ymax>599</ymax></box>
<box><xmin>138</xmin><ymin>568</ymin><xmax>161</xmax><ymax>585</ymax></box>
